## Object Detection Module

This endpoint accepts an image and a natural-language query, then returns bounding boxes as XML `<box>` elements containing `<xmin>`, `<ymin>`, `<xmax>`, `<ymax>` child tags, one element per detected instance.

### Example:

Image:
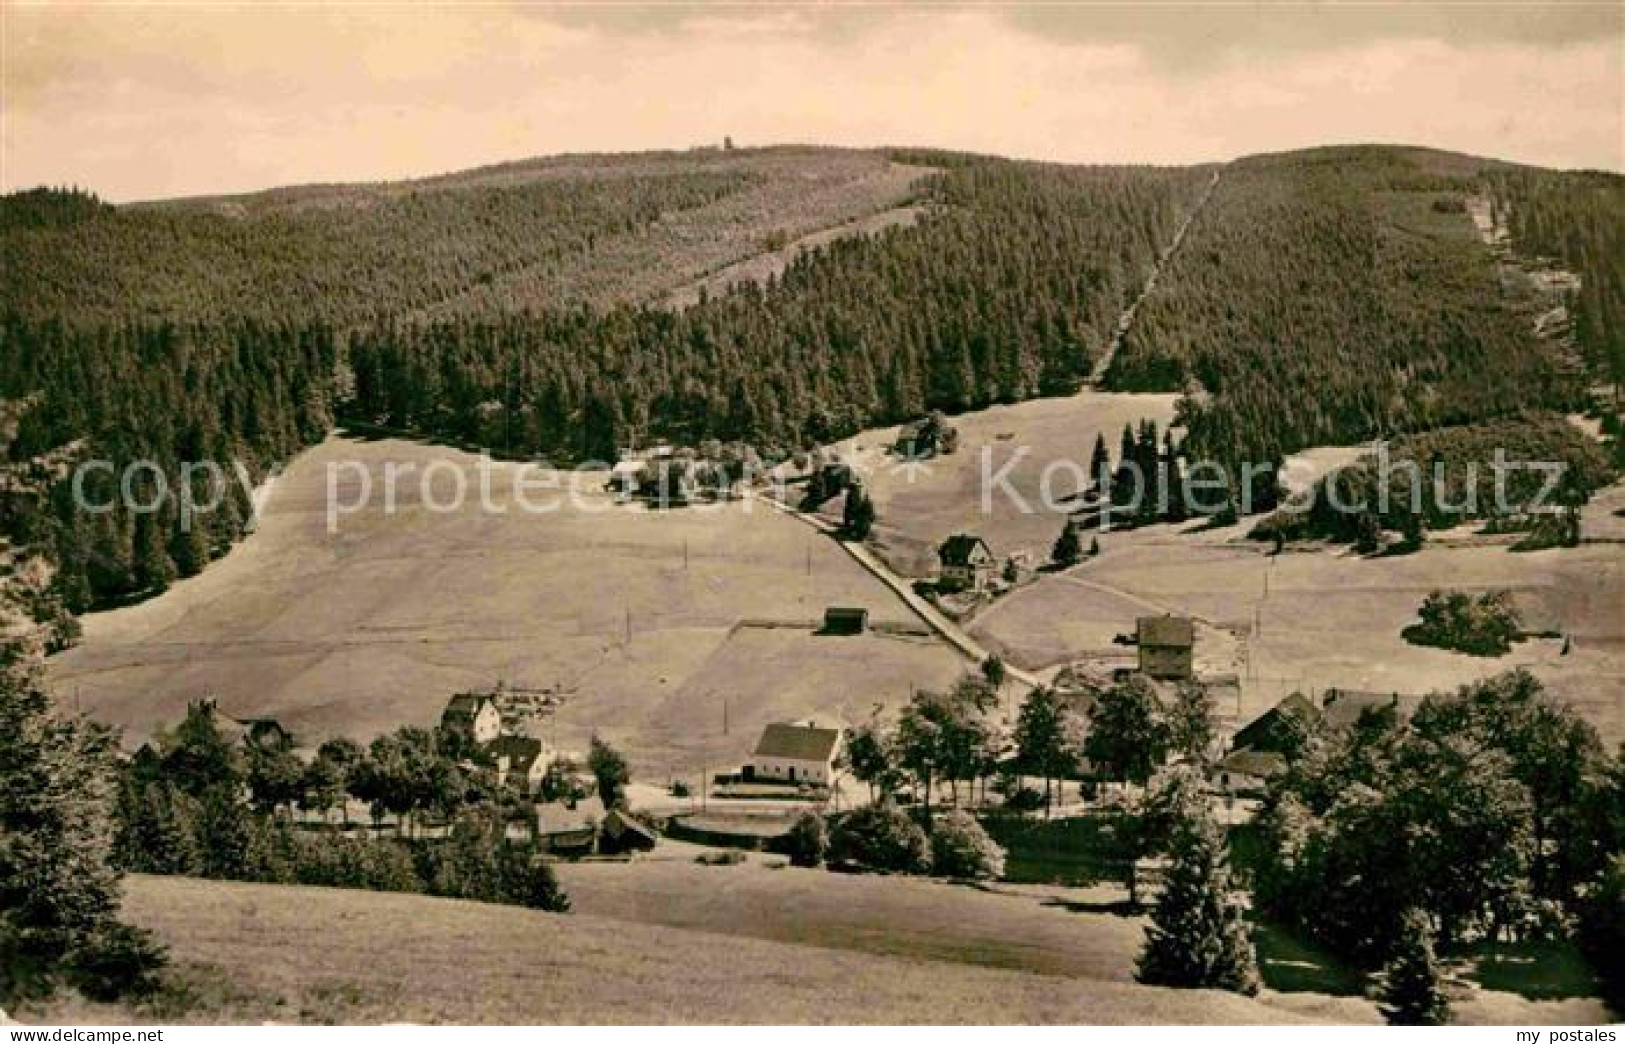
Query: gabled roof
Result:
<box><xmin>488</xmin><ymin>735</ymin><xmax>546</xmax><ymax>773</ymax></box>
<box><xmin>443</xmin><ymin>692</ymin><xmax>495</xmax><ymax>723</ymax></box>
<box><xmin>1137</xmin><ymin>615</ymin><xmax>1195</xmax><ymax>649</ymax></box>
<box><xmin>938</xmin><ymin>533</ymin><xmax>992</xmax><ymax>566</ymax></box>
<box><xmin>1318</xmin><ymin>688</ymin><xmax>1419</xmax><ymax>732</ymax></box>
<box><xmin>602</xmin><ymin>808</ymin><xmax>658</xmax><ymax>845</ymax></box>
<box><xmin>753</xmin><ymin>722</ymin><xmax>842</xmax><ymax>763</ymax></box>
<box><xmin>1232</xmin><ymin>692</ymin><xmax>1320</xmax><ymax>754</ymax></box>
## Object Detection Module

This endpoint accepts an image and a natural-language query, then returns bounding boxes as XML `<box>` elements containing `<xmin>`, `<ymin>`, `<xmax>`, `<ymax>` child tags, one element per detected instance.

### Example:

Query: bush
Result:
<box><xmin>504</xmin><ymin>852</ymin><xmax>571</xmax><ymax>913</ymax></box>
<box><xmin>67</xmin><ymin>923</ymin><xmax>167</xmax><ymax>1003</ymax></box>
<box><xmin>828</xmin><ymin>802</ymin><xmax>931</xmax><ymax>874</ymax></box>
<box><xmin>782</xmin><ymin>811</ymin><xmax>829</xmax><ymax>868</ymax></box>
<box><xmin>929</xmin><ymin>810</ymin><xmax>1005</xmax><ymax>880</ymax></box>
<box><xmin>1003</xmin><ymin>786</ymin><xmax>1045</xmax><ymax>814</ymax></box>
<box><xmin>1402</xmin><ymin>589</ymin><xmax>1522</xmax><ymax>656</ymax></box>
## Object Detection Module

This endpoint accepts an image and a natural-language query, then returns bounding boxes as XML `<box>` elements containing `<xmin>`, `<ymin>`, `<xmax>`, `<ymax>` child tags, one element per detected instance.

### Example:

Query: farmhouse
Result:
<box><xmin>1233</xmin><ymin>688</ymin><xmax>1424</xmax><ymax>758</ymax></box>
<box><xmin>486</xmin><ymin>735</ymin><xmax>552</xmax><ymax>793</ymax></box>
<box><xmin>1231</xmin><ymin>692</ymin><xmax>1318</xmax><ymax>755</ymax></box>
<box><xmin>748</xmin><ymin>720</ymin><xmax>844</xmax><ymax>786</ymax></box>
<box><xmin>1136</xmin><ymin>615</ymin><xmax>1195</xmax><ymax>680</ymax></box>
<box><xmin>937</xmin><ymin>534</ymin><xmax>995</xmax><ymax>592</ymax></box>
<box><xmin>822</xmin><ymin>606</ymin><xmax>869</xmax><ymax>635</ymax></box>
<box><xmin>442</xmin><ymin>692</ymin><xmax>503</xmax><ymax>746</ymax></box>
<box><xmin>1212</xmin><ymin>748</ymin><xmax>1286</xmax><ymax>797</ymax></box>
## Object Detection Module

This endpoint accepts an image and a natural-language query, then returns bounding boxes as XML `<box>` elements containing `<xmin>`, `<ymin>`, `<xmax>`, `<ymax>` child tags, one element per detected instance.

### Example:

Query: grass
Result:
<box><xmin>24</xmin><ymin>868</ymin><xmax>1608</xmax><ymax>1025</ymax></box>
<box><xmin>48</xmin><ymin>435</ymin><xmax>965</xmax><ymax>776</ymax></box>
<box><xmin>21</xmin><ymin>874</ymin><xmax>1334</xmax><ymax>1025</ymax></box>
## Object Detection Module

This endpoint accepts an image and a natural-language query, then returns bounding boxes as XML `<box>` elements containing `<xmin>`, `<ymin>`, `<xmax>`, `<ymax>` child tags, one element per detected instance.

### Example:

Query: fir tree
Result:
<box><xmin>1378</xmin><ymin>909</ymin><xmax>1451</xmax><ymax>1026</ymax></box>
<box><xmin>1136</xmin><ymin>816</ymin><xmax>1260</xmax><ymax>995</ymax></box>
<box><xmin>1052</xmin><ymin>520</ymin><xmax>1083</xmax><ymax>567</ymax></box>
<box><xmin>842</xmin><ymin>482</ymin><xmax>877</xmax><ymax>539</ymax></box>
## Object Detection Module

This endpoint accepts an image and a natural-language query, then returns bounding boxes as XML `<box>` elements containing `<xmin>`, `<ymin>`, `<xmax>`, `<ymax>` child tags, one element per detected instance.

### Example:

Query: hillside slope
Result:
<box><xmin>31</xmin><ymin>874</ymin><xmax>1326</xmax><ymax>1025</ymax></box>
<box><xmin>29</xmin><ymin>871</ymin><xmax>1608</xmax><ymax>1025</ymax></box>
<box><xmin>1105</xmin><ymin>145</ymin><xmax>1588</xmax><ymax>469</ymax></box>
<box><xmin>0</xmin><ymin>147</ymin><xmax>927</xmax><ymax>323</ymax></box>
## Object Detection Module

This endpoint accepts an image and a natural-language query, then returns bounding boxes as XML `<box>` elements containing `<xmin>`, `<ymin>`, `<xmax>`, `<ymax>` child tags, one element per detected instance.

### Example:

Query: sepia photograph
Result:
<box><xmin>1</xmin><ymin>0</ymin><xmax>1622</xmax><ymax>1033</ymax></box>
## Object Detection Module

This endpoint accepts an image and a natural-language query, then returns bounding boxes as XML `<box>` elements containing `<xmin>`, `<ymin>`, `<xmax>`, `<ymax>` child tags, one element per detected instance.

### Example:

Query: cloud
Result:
<box><xmin>2</xmin><ymin>1</ymin><xmax>1619</xmax><ymax>201</ymax></box>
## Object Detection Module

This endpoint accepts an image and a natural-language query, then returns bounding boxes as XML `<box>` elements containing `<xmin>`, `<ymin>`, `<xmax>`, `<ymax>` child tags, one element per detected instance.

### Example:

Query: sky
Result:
<box><xmin>3</xmin><ymin>2</ymin><xmax>1622</xmax><ymax>202</ymax></box>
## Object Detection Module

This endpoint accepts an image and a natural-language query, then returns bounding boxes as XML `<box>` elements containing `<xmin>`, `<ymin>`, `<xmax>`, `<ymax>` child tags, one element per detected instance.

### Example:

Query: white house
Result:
<box><xmin>486</xmin><ymin>735</ymin><xmax>553</xmax><ymax>793</ymax></box>
<box><xmin>937</xmin><ymin>534</ymin><xmax>996</xmax><ymax>592</ymax></box>
<box><xmin>749</xmin><ymin>721</ymin><xmax>844</xmax><ymax>786</ymax></box>
<box><xmin>441</xmin><ymin>692</ymin><xmax>503</xmax><ymax>745</ymax></box>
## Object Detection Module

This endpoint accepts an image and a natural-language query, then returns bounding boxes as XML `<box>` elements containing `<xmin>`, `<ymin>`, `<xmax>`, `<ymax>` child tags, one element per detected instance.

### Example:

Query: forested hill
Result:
<box><xmin>1103</xmin><ymin>145</ymin><xmax>1620</xmax><ymax>473</ymax></box>
<box><xmin>2</xmin><ymin>143</ymin><xmax>1620</xmax><ymax>625</ymax></box>
<box><xmin>0</xmin><ymin>146</ymin><xmax>930</xmax><ymax>323</ymax></box>
<box><xmin>1</xmin><ymin>153</ymin><xmax>1212</xmax><ymax>617</ymax></box>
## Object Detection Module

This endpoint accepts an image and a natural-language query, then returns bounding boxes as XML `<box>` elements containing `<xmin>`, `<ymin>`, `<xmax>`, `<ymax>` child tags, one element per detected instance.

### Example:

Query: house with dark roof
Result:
<box><xmin>1317</xmin><ymin>688</ymin><xmax>1421</xmax><ymax>733</ymax></box>
<box><xmin>442</xmin><ymin>692</ymin><xmax>503</xmax><ymax>746</ymax></box>
<box><xmin>486</xmin><ymin>735</ymin><xmax>553</xmax><ymax>794</ymax></box>
<box><xmin>1137</xmin><ymin>615</ymin><xmax>1195</xmax><ymax>680</ymax></box>
<box><xmin>937</xmin><ymin>534</ymin><xmax>995</xmax><ymax>592</ymax></box>
<box><xmin>1231</xmin><ymin>692</ymin><xmax>1319</xmax><ymax>755</ymax></box>
<box><xmin>748</xmin><ymin>720</ymin><xmax>844</xmax><ymax>786</ymax></box>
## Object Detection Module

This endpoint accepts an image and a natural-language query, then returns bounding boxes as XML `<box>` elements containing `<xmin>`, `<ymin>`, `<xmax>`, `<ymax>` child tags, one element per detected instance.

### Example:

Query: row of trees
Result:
<box><xmin>115</xmin><ymin>702</ymin><xmax>578</xmax><ymax>912</ymax></box>
<box><xmin>1251</xmin><ymin>414</ymin><xmax>1613</xmax><ymax>548</ymax></box>
<box><xmin>842</xmin><ymin>668</ymin><xmax>1216</xmax><ymax>820</ymax></box>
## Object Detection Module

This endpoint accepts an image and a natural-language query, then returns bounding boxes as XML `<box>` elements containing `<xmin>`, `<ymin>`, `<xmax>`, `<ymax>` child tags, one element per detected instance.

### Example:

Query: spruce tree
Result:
<box><xmin>1052</xmin><ymin>520</ymin><xmax>1082</xmax><ymax>567</ymax></box>
<box><xmin>1136</xmin><ymin>816</ymin><xmax>1260</xmax><ymax>995</ymax></box>
<box><xmin>1378</xmin><ymin>909</ymin><xmax>1450</xmax><ymax>1026</ymax></box>
<box><xmin>843</xmin><ymin>483</ymin><xmax>876</xmax><ymax>539</ymax></box>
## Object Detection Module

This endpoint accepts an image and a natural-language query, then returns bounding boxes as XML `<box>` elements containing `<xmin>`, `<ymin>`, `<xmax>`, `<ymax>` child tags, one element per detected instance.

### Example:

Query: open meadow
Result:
<box><xmin>822</xmin><ymin>388</ymin><xmax>1181</xmax><ymax>577</ymax></box>
<box><xmin>822</xmin><ymin>391</ymin><xmax>1625</xmax><ymax>745</ymax></box>
<box><xmin>27</xmin><ymin>870</ymin><xmax>1607</xmax><ymax>1026</ymax></box>
<box><xmin>48</xmin><ymin>435</ymin><xmax>968</xmax><ymax>775</ymax></box>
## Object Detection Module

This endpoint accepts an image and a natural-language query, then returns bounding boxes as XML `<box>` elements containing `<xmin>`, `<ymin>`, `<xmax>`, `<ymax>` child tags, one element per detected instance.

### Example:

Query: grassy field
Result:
<box><xmin>972</xmin><ymin>527</ymin><xmax>1625</xmax><ymax>744</ymax></box>
<box><xmin>822</xmin><ymin>388</ymin><xmax>1181</xmax><ymax>578</ymax></box>
<box><xmin>818</xmin><ymin>388</ymin><xmax>1623</xmax><ymax>745</ymax></box>
<box><xmin>21</xmin><ymin>874</ymin><xmax>1331</xmax><ymax>1025</ymax></box>
<box><xmin>48</xmin><ymin>435</ymin><xmax>966</xmax><ymax>775</ymax></box>
<box><xmin>27</xmin><ymin>868</ymin><xmax>1607</xmax><ymax>1025</ymax></box>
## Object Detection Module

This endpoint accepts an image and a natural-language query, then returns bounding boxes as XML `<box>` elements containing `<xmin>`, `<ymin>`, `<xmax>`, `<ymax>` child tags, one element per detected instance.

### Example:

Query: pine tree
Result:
<box><xmin>1136</xmin><ymin>816</ymin><xmax>1260</xmax><ymax>995</ymax></box>
<box><xmin>843</xmin><ymin>483</ymin><xmax>876</xmax><ymax>539</ymax></box>
<box><xmin>1090</xmin><ymin>433</ymin><xmax>1112</xmax><ymax>499</ymax></box>
<box><xmin>1052</xmin><ymin>520</ymin><xmax>1083</xmax><ymax>567</ymax></box>
<box><xmin>1378</xmin><ymin>909</ymin><xmax>1450</xmax><ymax>1026</ymax></box>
